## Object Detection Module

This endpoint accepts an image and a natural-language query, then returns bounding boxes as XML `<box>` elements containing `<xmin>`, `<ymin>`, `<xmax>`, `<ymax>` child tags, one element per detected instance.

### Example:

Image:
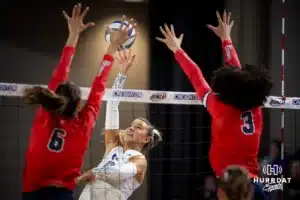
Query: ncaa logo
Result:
<box><xmin>263</xmin><ymin>164</ymin><xmax>282</xmax><ymax>176</ymax></box>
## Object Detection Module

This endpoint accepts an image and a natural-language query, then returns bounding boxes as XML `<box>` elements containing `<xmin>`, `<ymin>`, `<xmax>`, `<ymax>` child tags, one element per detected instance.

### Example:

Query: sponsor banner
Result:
<box><xmin>268</xmin><ymin>97</ymin><xmax>285</xmax><ymax>107</ymax></box>
<box><xmin>150</xmin><ymin>92</ymin><xmax>167</xmax><ymax>101</ymax></box>
<box><xmin>0</xmin><ymin>83</ymin><xmax>18</xmax><ymax>92</ymax></box>
<box><xmin>113</xmin><ymin>90</ymin><xmax>143</xmax><ymax>98</ymax></box>
<box><xmin>173</xmin><ymin>93</ymin><xmax>199</xmax><ymax>101</ymax></box>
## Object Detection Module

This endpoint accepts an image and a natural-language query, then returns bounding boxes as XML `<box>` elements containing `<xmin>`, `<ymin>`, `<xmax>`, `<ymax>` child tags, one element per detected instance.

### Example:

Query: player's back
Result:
<box><xmin>208</xmin><ymin>96</ymin><xmax>262</xmax><ymax>178</ymax></box>
<box><xmin>22</xmin><ymin>107</ymin><xmax>93</xmax><ymax>192</ymax></box>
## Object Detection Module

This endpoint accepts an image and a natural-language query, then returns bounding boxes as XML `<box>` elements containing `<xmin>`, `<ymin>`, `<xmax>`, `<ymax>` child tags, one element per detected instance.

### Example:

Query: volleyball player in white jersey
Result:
<box><xmin>77</xmin><ymin>49</ymin><xmax>162</xmax><ymax>200</ymax></box>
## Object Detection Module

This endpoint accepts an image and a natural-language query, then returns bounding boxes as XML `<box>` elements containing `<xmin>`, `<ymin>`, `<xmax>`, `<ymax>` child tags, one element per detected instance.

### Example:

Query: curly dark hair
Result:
<box><xmin>211</xmin><ymin>64</ymin><xmax>273</xmax><ymax>111</ymax></box>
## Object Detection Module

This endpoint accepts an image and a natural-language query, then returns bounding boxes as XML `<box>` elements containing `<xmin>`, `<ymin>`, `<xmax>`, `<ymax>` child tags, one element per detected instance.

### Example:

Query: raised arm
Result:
<box><xmin>81</xmin><ymin>17</ymin><xmax>138</xmax><ymax>127</ymax></box>
<box><xmin>207</xmin><ymin>11</ymin><xmax>241</xmax><ymax>68</ymax></box>
<box><xmin>222</xmin><ymin>40</ymin><xmax>241</xmax><ymax>68</ymax></box>
<box><xmin>104</xmin><ymin>49</ymin><xmax>135</xmax><ymax>152</ymax></box>
<box><xmin>174</xmin><ymin>49</ymin><xmax>211</xmax><ymax>98</ymax></box>
<box><xmin>48</xmin><ymin>4</ymin><xmax>94</xmax><ymax>91</ymax></box>
<box><xmin>156</xmin><ymin>24</ymin><xmax>210</xmax><ymax>99</ymax></box>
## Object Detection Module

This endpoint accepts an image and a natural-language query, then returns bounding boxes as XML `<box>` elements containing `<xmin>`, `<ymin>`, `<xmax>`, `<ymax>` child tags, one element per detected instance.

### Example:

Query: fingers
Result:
<box><xmin>62</xmin><ymin>10</ymin><xmax>70</xmax><ymax>20</ymax></box>
<box><xmin>178</xmin><ymin>34</ymin><xmax>184</xmax><ymax>42</ymax></box>
<box><xmin>120</xmin><ymin>15</ymin><xmax>126</xmax><ymax>31</ymax></box>
<box><xmin>207</xmin><ymin>24</ymin><xmax>217</xmax><ymax>32</ymax></box>
<box><xmin>80</xmin><ymin>6</ymin><xmax>90</xmax><ymax>19</ymax></box>
<box><xmin>223</xmin><ymin>10</ymin><xmax>227</xmax><ymax>24</ymax></box>
<box><xmin>83</xmin><ymin>22</ymin><xmax>95</xmax><ymax>30</ymax></box>
<box><xmin>155</xmin><ymin>37</ymin><xmax>166</xmax><ymax>43</ymax></box>
<box><xmin>230</xmin><ymin>20</ymin><xmax>234</xmax><ymax>28</ymax></box>
<box><xmin>116</xmin><ymin>51</ymin><xmax>122</xmax><ymax>61</ymax></box>
<box><xmin>164</xmin><ymin>23</ymin><xmax>172</xmax><ymax>36</ymax></box>
<box><xmin>216</xmin><ymin>11</ymin><xmax>222</xmax><ymax>25</ymax></box>
<box><xmin>130</xmin><ymin>54</ymin><xmax>136</xmax><ymax>64</ymax></box>
<box><xmin>170</xmin><ymin>24</ymin><xmax>176</xmax><ymax>37</ymax></box>
<box><xmin>76</xmin><ymin>3</ymin><xmax>82</xmax><ymax>18</ymax></box>
<box><xmin>105</xmin><ymin>25</ymin><xmax>113</xmax><ymax>33</ymax></box>
<box><xmin>124</xmin><ymin>18</ymin><xmax>133</xmax><ymax>32</ymax></box>
<box><xmin>159</xmin><ymin>26</ymin><xmax>168</xmax><ymax>38</ymax></box>
<box><xmin>227</xmin><ymin>12</ymin><xmax>231</xmax><ymax>25</ymax></box>
<box><xmin>72</xmin><ymin>4</ymin><xmax>78</xmax><ymax>19</ymax></box>
<box><xmin>124</xmin><ymin>49</ymin><xmax>130</xmax><ymax>59</ymax></box>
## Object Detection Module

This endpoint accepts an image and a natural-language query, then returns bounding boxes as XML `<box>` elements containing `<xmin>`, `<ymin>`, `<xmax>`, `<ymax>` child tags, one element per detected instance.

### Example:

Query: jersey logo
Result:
<box><xmin>112</xmin><ymin>153</ymin><xmax>118</xmax><ymax>161</ymax></box>
<box><xmin>95</xmin><ymin>161</ymin><xmax>115</xmax><ymax>174</ymax></box>
<box><xmin>98</xmin><ymin>60</ymin><xmax>111</xmax><ymax>75</ymax></box>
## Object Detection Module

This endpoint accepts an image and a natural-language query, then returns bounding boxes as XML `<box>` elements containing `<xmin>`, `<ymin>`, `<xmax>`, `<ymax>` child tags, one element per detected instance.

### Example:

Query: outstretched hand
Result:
<box><xmin>207</xmin><ymin>10</ymin><xmax>233</xmax><ymax>41</ymax></box>
<box><xmin>107</xmin><ymin>16</ymin><xmax>138</xmax><ymax>48</ymax></box>
<box><xmin>156</xmin><ymin>24</ymin><xmax>183</xmax><ymax>53</ymax></box>
<box><xmin>63</xmin><ymin>3</ymin><xmax>95</xmax><ymax>35</ymax></box>
<box><xmin>116</xmin><ymin>49</ymin><xmax>135</xmax><ymax>75</ymax></box>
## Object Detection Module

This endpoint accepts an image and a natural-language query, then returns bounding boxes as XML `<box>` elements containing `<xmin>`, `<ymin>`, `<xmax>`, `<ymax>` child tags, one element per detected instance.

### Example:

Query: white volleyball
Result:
<box><xmin>105</xmin><ymin>20</ymin><xmax>136</xmax><ymax>49</ymax></box>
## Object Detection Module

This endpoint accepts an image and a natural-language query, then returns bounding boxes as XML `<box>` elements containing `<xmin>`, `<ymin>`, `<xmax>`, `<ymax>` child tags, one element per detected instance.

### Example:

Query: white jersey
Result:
<box><xmin>79</xmin><ymin>146</ymin><xmax>142</xmax><ymax>200</ymax></box>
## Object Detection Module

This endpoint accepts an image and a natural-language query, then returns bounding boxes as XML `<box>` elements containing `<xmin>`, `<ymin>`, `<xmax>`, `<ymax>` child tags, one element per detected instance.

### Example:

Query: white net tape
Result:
<box><xmin>0</xmin><ymin>82</ymin><xmax>299</xmax><ymax>109</ymax></box>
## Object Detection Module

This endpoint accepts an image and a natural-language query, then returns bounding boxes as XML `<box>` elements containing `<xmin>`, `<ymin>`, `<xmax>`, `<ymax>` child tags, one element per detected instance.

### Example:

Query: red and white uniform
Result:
<box><xmin>174</xmin><ymin>40</ymin><xmax>262</xmax><ymax>177</ymax></box>
<box><xmin>22</xmin><ymin>46</ymin><xmax>114</xmax><ymax>192</ymax></box>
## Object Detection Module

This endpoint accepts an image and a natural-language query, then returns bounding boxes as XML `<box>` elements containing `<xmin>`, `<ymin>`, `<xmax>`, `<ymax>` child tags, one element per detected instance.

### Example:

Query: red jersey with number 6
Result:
<box><xmin>22</xmin><ymin>46</ymin><xmax>114</xmax><ymax>192</ymax></box>
<box><xmin>174</xmin><ymin>40</ymin><xmax>261</xmax><ymax>178</ymax></box>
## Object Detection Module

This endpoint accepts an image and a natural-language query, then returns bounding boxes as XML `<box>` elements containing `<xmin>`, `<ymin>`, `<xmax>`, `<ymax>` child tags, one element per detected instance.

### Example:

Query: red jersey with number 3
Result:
<box><xmin>174</xmin><ymin>40</ymin><xmax>261</xmax><ymax>178</ymax></box>
<box><xmin>22</xmin><ymin>46</ymin><xmax>114</xmax><ymax>192</ymax></box>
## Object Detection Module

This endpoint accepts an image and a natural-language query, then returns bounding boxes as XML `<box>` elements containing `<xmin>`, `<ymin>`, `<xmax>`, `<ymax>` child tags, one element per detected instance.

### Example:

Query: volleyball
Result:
<box><xmin>105</xmin><ymin>20</ymin><xmax>136</xmax><ymax>49</ymax></box>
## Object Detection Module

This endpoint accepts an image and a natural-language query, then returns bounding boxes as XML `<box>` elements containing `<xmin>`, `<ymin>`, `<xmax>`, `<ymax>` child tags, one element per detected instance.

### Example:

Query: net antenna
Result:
<box><xmin>281</xmin><ymin>0</ymin><xmax>286</xmax><ymax>198</ymax></box>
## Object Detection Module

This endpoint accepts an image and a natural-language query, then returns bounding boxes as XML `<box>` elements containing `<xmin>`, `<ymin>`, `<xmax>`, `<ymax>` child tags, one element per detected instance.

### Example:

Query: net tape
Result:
<box><xmin>0</xmin><ymin>82</ymin><xmax>299</xmax><ymax>109</ymax></box>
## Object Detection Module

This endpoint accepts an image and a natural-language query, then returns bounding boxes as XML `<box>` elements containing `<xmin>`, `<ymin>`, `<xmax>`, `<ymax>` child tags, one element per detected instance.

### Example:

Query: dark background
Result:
<box><xmin>1</xmin><ymin>0</ymin><xmax>300</xmax><ymax>200</ymax></box>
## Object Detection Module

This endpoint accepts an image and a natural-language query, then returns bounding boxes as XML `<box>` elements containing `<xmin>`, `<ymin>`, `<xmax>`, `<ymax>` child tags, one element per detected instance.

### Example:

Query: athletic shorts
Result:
<box><xmin>22</xmin><ymin>187</ymin><xmax>74</xmax><ymax>200</ymax></box>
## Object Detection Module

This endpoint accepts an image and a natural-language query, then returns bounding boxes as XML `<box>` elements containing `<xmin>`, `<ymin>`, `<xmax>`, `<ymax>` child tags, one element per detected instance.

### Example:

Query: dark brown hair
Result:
<box><xmin>219</xmin><ymin>165</ymin><xmax>252</xmax><ymax>200</ymax></box>
<box><xmin>23</xmin><ymin>82</ymin><xmax>81</xmax><ymax>117</ymax></box>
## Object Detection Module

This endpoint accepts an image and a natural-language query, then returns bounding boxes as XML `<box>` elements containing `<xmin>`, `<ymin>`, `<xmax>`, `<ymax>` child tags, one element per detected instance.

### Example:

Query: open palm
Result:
<box><xmin>116</xmin><ymin>49</ymin><xmax>135</xmax><ymax>75</ymax></box>
<box><xmin>62</xmin><ymin>3</ymin><xmax>95</xmax><ymax>35</ymax></box>
<box><xmin>108</xmin><ymin>16</ymin><xmax>138</xmax><ymax>48</ymax></box>
<box><xmin>207</xmin><ymin>10</ymin><xmax>234</xmax><ymax>40</ymax></box>
<box><xmin>156</xmin><ymin>24</ymin><xmax>184</xmax><ymax>53</ymax></box>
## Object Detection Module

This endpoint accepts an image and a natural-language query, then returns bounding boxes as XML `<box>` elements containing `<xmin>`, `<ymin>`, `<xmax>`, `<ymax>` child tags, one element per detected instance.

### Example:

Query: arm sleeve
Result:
<box><xmin>174</xmin><ymin>49</ymin><xmax>211</xmax><ymax>99</ymax></box>
<box><xmin>222</xmin><ymin>40</ymin><xmax>241</xmax><ymax>68</ymax></box>
<box><xmin>82</xmin><ymin>54</ymin><xmax>114</xmax><ymax>123</ymax></box>
<box><xmin>104</xmin><ymin>73</ymin><xmax>127</xmax><ymax>130</ymax></box>
<box><xmin>48</xmin><ymin>46</ymin><xmax>75</xmax><ymax>91</ymax></box>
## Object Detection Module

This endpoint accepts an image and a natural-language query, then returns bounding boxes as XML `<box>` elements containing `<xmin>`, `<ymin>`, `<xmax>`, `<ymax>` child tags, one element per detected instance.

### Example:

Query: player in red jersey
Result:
<box><xmin>156</xmin><ymin>11</ymin><xmax>272</xmax><ymax>199</ymax></box>
<box><xmin>21</xmin><ymin>4</ymin><xmax>136</xmax><ymax>200</ymax></box>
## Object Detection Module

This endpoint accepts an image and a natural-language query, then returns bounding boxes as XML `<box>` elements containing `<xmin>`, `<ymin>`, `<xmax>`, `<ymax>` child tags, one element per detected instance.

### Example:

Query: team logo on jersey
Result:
<box><xmin>253</xmin><ymin>164</ymin><xmax>291</xmax><ymax>192</ymax></box>
<box><xmin>112</xmin><ymin>153</ymin><xmax>118</xmax><ymax>161</ymax></box>
<box><xmin>98</xmin><ymin>60</ymin><xmax>111</xmax><ymax>75</ymax></box>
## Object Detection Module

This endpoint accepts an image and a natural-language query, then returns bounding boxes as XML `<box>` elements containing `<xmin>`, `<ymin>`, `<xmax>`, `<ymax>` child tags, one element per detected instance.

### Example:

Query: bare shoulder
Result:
<box><xmin>130</xmin><ymin>155</ymin><xmax>147</xmax><ymax>171</ymax></box>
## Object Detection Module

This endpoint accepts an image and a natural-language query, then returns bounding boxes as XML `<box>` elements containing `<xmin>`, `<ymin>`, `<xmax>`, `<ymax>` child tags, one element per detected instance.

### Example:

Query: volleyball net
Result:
<box><xmin>1</xmin><ymin>81</ymin><xmax>300</xmax><ymax>199</ymax></box>
<box><xmin>1</xmin><ymin>82</ymin><xmax>300</xmax><ymax>109</ymax></box>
